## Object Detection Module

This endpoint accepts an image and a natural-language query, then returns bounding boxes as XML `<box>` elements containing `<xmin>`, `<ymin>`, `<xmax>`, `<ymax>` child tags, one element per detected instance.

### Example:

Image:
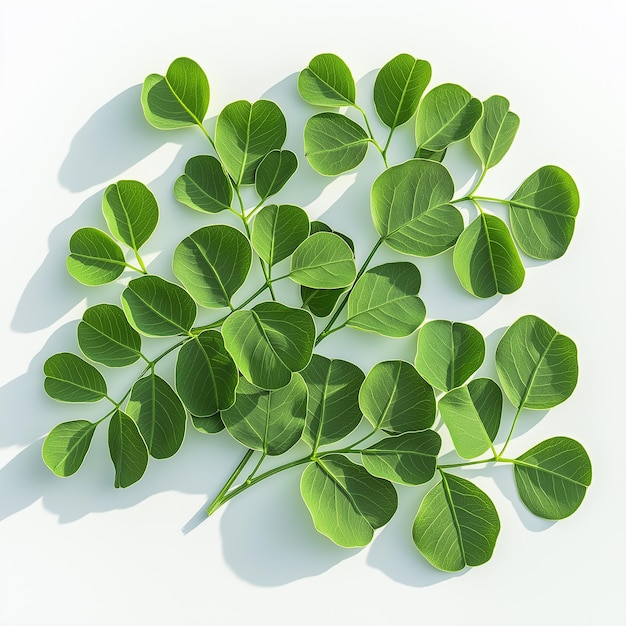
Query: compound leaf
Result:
<box><xmin>255</xmin><ymin>150</ymin><xmax>298</xmax><ymax>201</ymax></box>
<box><xmin>44</xmin><ymin>352</ymin><xmax>107</xmax><ymax>403</ymax></box>
<box><xmin>297</xmin><ymin>53</ymin><xmax>356</xmax><ymax>107</ymax></box>
<box><xmin>67</xmin><ymin>227</ymin><xmax>125</xmax><ymax>286</ymax></box>
<box><xmin>42</xmin><ymin>420</ymin><xmax>98</xmax><ymax>477</ymax></box>
<box><xmin>174</xmin><ymin>155</ymin><xmax>233</xmax><ymax>214</ymax></box>
<box><xmin>108</xmin><ymin>409</ymin><xmax>149</xmax><ymax>488</ymax></box>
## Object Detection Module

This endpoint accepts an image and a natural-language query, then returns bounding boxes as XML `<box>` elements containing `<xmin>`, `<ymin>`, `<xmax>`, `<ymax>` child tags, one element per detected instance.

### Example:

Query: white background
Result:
<box><xmin>1</xmin><ymin>0</ymin><xmax>625</xmax><ymax>623</ymax></box>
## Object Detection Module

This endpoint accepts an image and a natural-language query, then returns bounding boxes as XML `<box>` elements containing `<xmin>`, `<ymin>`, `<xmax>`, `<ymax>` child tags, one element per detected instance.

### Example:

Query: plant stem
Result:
<box><xmin>498</xmin><ymin>404</ymin><xmax>523</xmax><ymax>458</ymax></box>
<box><xmin>207</xmin><ymin>449</ymin><xmax>255</xmax><ymax>516</ymax></box>
<box><xmin>355</xmin><ymin>105</ymin><xmax>388</xmax><ymax>167</ymax></box>
<box><xmin>245</xmin><ymin>452</ymin><xmax>267</xmax><ymax>483</ymax></box>
<box><xmin>438</xmin><ymin>456</ymin><xmax>497</xmax><ymax>469</ymax></box>
<box><xmin>198</xmin><ymin>123</ymin><xmax>217</xmax><ymax>152</ymax></box>
<box><xmin>472</xmin><ymin>195</ymin><xmax>510</xmax><ymax>205</ymax></box>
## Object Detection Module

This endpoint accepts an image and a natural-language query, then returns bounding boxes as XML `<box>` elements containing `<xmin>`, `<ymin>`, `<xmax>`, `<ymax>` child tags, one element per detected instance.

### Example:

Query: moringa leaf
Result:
<box><xmin>173</xmin><ymin>155</ymin><xmax>233</xmax><ymax>214</ymax></box>
<box><xmin>304</xmin><ymin>113</ymin><xmax>369</xmax><ymax>176</ymax></box>
<box><xmin>42</xmin><ymin>420</ymin><xmax>98</xmax><ymax>477</ymax></box>
<box><xmin>222</xmin><ymin>302</ymin><xmax>315</xmax><ymax>390</ymax></box>
<box><xmin>108</xmin><ymin>409</ymin><xmax>149</xmax><ymax>488</ymax></box>
<box><xmin>509</xmin><ymin>165</ymin><xmax>579</xmax><ymax>260</ymax></box>
<box><xmin>172</xmin><ymin>225</ymin><xmax>251</xmax><ymax>309</ymax></box>
<box><xmin>43</xmin><ymin>353</ymin><xmax>107</xmax><ymax>403</ymax></box>
<box><xmin>374</xmin><ymin>54</ymin><xmax>431</xmax><ymax>129</ymax></box>
<box><xmin>359</xmin><ymin>360</ymin><xmax>435</xmax><ymax>434</ymax></box>
<box><xmin>254</xmin><ymin>150</ymin><xmax>298</xmax><ymax>201</ymax></box>
<box><xmin>412</xmin><ymin>472</ymin><xmax>501</xmax><ymax>571</ymax></box>
<box><xmin>67</xmin><ymin>227</ymin><xmax>125</xmax><ymax>286</ymax></box>
<box><xmin>251</xmin><ymin>204</ymin><xmax>310</xmax><ymax>266</ymax></box>
<box><xmin>191</xmin><ymin>413</ymin><xmax>225</xmax><ymax>435</ymax></box>
<box><xmin>415</xmin><ymin>320</ymin><xmax>485</xmax><ymax>391</ymax></box>
<box><xmin>141</xmin><ymin>57</ymin><xmax>209</xmax><ymax>130</ymax></box>
<box><xmin>495</xmin><ymin>315</ymin><xmax>578</xmax><ymax>410</ymax></box>
<box><xmin>77</xmin><ymin>303</ymin><xmax>142</xmax><ymax>367</ymax></box>
<box><xmin>453</xmin><ymin>212</ymin><xmax>525</xmax><ymax>298</ymax></box>
<box><xmin>175</xmin><ymin>331</ymin><xmax>238</xmax><ymax>417</ymax></box>
<box><xmin>346</xmin><ymin>262</ymin><xmax>426</xmax><ymax>337</ymax></box>
<box><xmin>297</xmin><ymin>53</ymin><xmax>356</xmax><ymax>107</ymax></box>
<box><xmin>222</xmin><ymin>373</ymin><xmax>307</xmax><ymax>455</ymax></box>
<box><xmin>300</xmin><ymin>454</ymin><xmax>397</xmax><ymax>548</ymax></box>
<box><xmin>215</xmin><ymin>100</ymin><xmax>286</xmax><ymax>185</ymax></box>
<box><xmin>371</xmin><ymin>159</ymin><xmax>463</xmax><ymax>256</ymax></box>
<box><xmin>415</xmin><ymin>83</ymin><xmax>483</xmax><ymax>152</ymax></box>
<box><xmin>121</xmin><ymin>275</ymin><xmax>196</xmax><ymax>337</ymax></box>
<box><xmin>513</xmin><ymin>437</ymin><xmax>592</xmax><ymax>520</ymax></box>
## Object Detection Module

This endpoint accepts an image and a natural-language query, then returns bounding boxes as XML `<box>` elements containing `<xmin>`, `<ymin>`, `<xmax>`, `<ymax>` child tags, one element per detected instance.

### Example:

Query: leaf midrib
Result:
<box><xmin>509</xmin><ymin>200</ymin><xmax>576</xmax><ymax>218</ymax></box>
<box><xmin>516</xmin><ymin>333</ymin><xmax>558</xmax><ymax>411</ymax></box>
<box><xmin>419</xmin><ymin>97</ymin><xmax>475</xmax><ymax>149</ymax></box>
<box><xmin>129</xmin><ymin>288</ymin><xmax>189</xmax><ymax>334</ymax></box>
<box><xmin>389</xmin><ymin>57</ymin><xmax>420</xmax><ymax>130</ymax></box>
<box><xmin>188</xmin><ymin>236</ymin><xmax>231</xmax><ymax>305</ymax></box>
<box><xmin>50</xmin><ymin>424</ymin><xmax>96</xmax><ymax>473</ymax></box>
<box><xmin>439</xmin><ymin>472</ymin><xmax>467</xmax><ymax>566</ymax></box>
<box><xmin>513</xmin><ymin>458</ymin><xmax>587</xmax><ymax>486</ymax></box>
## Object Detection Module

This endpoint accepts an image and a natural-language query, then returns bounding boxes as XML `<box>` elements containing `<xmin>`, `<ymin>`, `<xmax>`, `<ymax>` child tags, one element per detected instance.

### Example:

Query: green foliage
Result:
<box><xmin>67</xmin><ymin>227</ymin><xmax>125</xmax><ymax>286</ymax></box>
<box><xmin>42</xmin><ymin>420</ymin><xmax>98</xmax><ymax>477</ymax></box>
<box><xmin>298</xmin><ymin>53</ymin><xmax>356</xmax><ymax>107</ymax></box>
<box><xmin>255</xmin><ymin>150</ymin><xmax>298</xmax><ymax>201</ymax></box>
<box><xmin>108</xmin><ymin>409</ymin><xmax>149</xmax><ymax>488</ymax></box>
<box><xmin>191</xmin><ymin>413</ymin><xmax>225</xmax><ymax>435</ymax></box>
<box><xmin>174</xmin><ymin>155</ymin><xmax>233</xmax><ymax>214</ymax></box>
<box><xmin>44</xmin><ymin>352</ymin><xmax>107</xmax><ymax>403</ymax></box>
<box><xmin>251</xmin><ymin>204</ymin><xmax>309</xmax><ymax>266</ymax></box>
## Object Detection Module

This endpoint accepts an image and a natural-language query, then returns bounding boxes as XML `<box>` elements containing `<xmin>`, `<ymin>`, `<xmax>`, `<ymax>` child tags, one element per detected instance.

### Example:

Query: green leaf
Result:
<box><xmin>359</xmin><ymin>360</ymin><xmax>435</xmax><ymax>434</ymax></box>
<box><xmin>126</xmin><ymin>373</ymin><xmax>186</xmax><ymax>459</ymax></box>
<box><xmin>415</xmin><ymin>320</ymin><xmax>485</xmax><ymax>391</ymax></box>
<box><xmin>495</xmin><ymin>315</ymin><xmax>578</xmax><ymax>410</ymax></box>
<box><xmin>141</xmin><ymin>57</ymin><xmax>209</xmax><ymax>130</ymax></box>
<box><xmin>175</xmin><ymin>331</ymin><xmax>238</xmax><ymax>417</ymax></box>
<box><xmin>290</xmin><ymin>232</ymin><xmax>356</xmax><ymax>288</ymax></box>
<box><xmin>371</xmin><ymin>159</ymin><xmax>463</xmax><ymax>256</ymax></box>
<box><xmin>222</xmin><ymin>373</ymin><xmax>307</xmax><ymax>455</ymax></box>
<box><xmin>373</xmin><ymin>54</ymin><xmax>431</xmax><ymax>129</ymax></box>
<box><xmin>191</xmin><ymin>413</ymin><xmax>225</xmax><ymax>435</ymax></box>
<box><xmin>412</xmin><ymin>472</ymin><xmax>500</xmax><ymax>571</ymax></box>
<box><xmin>42</xmin><ymin>420</ymin><xmax>98</xmax><ymax>477</ymax></box>
<box><xmin>215</xmin><ymin>100</ymin><xmax>286</xmax><ymax>185</ymax></box>
<box><xmin>102</xmin><ymin>180</ymin><xmax>158</xmax><ymax>251</ymax></box>
<box><xmin>361</xmin><ymin>431</ymin><xmax>441</xmax><ymax>486</ymax></box>
<box><xmin>66</xmin><ymin>227</ymin><xmax>125</xmax><ymax>286</ymax></box>
<box><xmin>222</xmin><ymin>302</ymin><xmax>315</xmax><ymax>390</ymax></box>
<box><xmin>509</xmin><ymin>165</ymin><xmax>579</xmax><ymax>260</ymax></box>
<box><xmin>108</xmin><ymin>409</ymin><xmax>149</xmax><ymax>488</ymax></box>
<box><xmin>43</xmin><ymin>353</ymin><xmax>107</xmax><ymax>403</ymax></box>
<box><xmin>121</xmin><ymin>275</ymin><xmax>196</xmax><ymax>337</ymax></box>
<box><xmin>300</xmin><ymin>454</ymin><xmax>397</xmax><ymax>548</ymax></box>
<box><xmin>304</xmin><ymin>113</ymin><xmax>369</xmax><ymax>176</ymax></box>
<box><xmin>470</xmin><ymin>95</ymin><xmax>520</xmax><ymax>170</ymax></box>
<box><xmin>297</xmin><ymin>53</ymin><xmax>356</xmax><ymax>107</ymax></box>
<box><xmin>414</xmin><ymin>146</ymin><xmax>447</xmax><ymax>162</ymax></box>
<box><xmin>513</xmin><ymin>437</ymin><xmax>592</xmax><ymax>519</ymax></box>
<box><xmin>416</xmin><ymin>83</ymin><xmax>483</xmax><ymax>151</ymax></box>
<box><xmin>251</xmin><ymin>204</ymin><xmax>310</xmax><ymax>266</ymax></box>
<box><xmin>301</xmin><ymin>355</ymin><xmax>365</xmax><ymax>449</ymax></box>
<box><xmin>346</xmin><ymin>262</ymin><xmax>426</xmax><ymax>337</ymax></box>
<box><xmin>172</xmin><ymin>225</ymin><xmax>251</xmax><ymax>308</ymax></box>
<box><xmin>453</xmin><ymin>212</ymin><xmax>525</xmax><ymax>298</ymax></box>
<box><xmin>77</xmin><ymin>304</ymin><xmax>142</xmax><ymax>367</ymax></box>
<box><xmin>254</xmin><ymin>150</ymin><xmax>298</xmax><ymax>200</ymax></box>
<box><xmin>438</xmin><ymin>378</ymin><xmax>502</xmax><ymax>459</ymax></box>
<box><xmin>173</xmin><ymin>155</ymin><xmax>233</xmax><ymax>214</ymax></box>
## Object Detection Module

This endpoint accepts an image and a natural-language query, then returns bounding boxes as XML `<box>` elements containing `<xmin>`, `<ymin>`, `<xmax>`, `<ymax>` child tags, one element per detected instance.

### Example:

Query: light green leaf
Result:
<box><xmin>67</xmin><ymin>227</ymin><xmax>125</xmax><ymax>286</ymax></box>
<box><xmin>43</xmin><ymin>353</ymin><xmax>107</xmax><ymax>403</ymax></box>
<box><xmin>470</xmin><ymin>95</ymin><xmax>520</xmax><ymax>170</ymax></box>
<box><xmin>509</xmin><ymin>165</ymin><xmax>579</xmax><ymax>259</ymax></box>
<box><xmin>513</xmin><ymin>437</ymin><xmax>592</xmax><ymax>519</ymax></box>
<box><xmin>77</xmin><ymin>303</ymin><xmax>142</xmax><ymax>367</ymax></box>
<box><xmin>191</xmin><ymin>413</ymin><xmax>225</xmax><ymax>435</ymax></box>
<box><xmin>361</xmin><ymin>431</ymin><xmax>440</xmax><ymax>486</ymax></box>
<box><xmin>374</xmin><ymin>54</ymin><xmax>431</xmax><ymax>129</ymax></box>
<box><xmin>173</xmin><ymin>225</ymin><xmax>251</xmax><ymax>308</ymax></box>
<box><xmin>222</xmin><ymin>373</ymin><xmax>307</xmax><ymax>455</ymax></box>
<box><xmin>304</xmin><ymin>113</ymin><xmax>369</xmax><ymax>176</ymax></box>
<box><xmin>175</xmin><ymin>331</ymin><xmax>238</xmax><ymax>417</ymax></box>
<box><xmin>222</xmin><ymin>302</ymin><xmax>315</xmax><ymax>390</ymax></box>
<box><xmin>290</xmin><ymin>232</ymin><xmax>356</xmax><ymax>288</ymax></box>
<box><xmin>108</xmin><ymin>409</ymin><xmax>149</xmax><ymax>488</ymax></box>
<box><xmin>301</xmin><ymin>355</ymin><xmax>365</xmax><ymax>449</ymax></box>
<box><xmin>346</xmin><ymin>262</ymin><xmax>425</xmax><ymax>337</ymax></box>
<box><xmin>359</xmin><ymin>360</ymin><xmax>435</xmax><ymax>434</ymax></box>
<box><xmin>414</xmin><ymin>146</ymin><xmax>447</xmax><ymax>162</ymax></box>
<box><xmin>371</xmin><ymin>159</ymin><xmax>463</xmax><ymax>256</ymax></box>
<box><xmin>173</xmin><ymin>155</ymin><xmax>233</xmax><ymax>214</ymax></box>
<box><xmin>300</xmin><ymin>454</ymin><xmax>397</xmax><ymax>548</ymax></box>
<box><xmin>121</xmin><ymin>275</ymin><xmax>196</xmax><ymax>337</ymax></box>
<box><xmin>416</xmin><ymin>83</ymin><xmax>483</xmax><ymax>151</ymax></box>
<box><xmin>42</xmin><ymin>420</ymin><xmax>98</xmax><ymax>477</ymax></box>
<box><xmin>141</xmin><ymin>57</ymin><xmax>209</xmax><ymax>130</ymax></box>
<box><xmin>254</xmin><ymin>150</ymin><xmax>298</xmax><ymax>200</ymax></box>
<box><xmin>415</xmin><ymin>320</ymin><xmax>485</xmax><ymax>391</ymax></box>
<box><xmin>215</xmin><ymin>100</ymin><xmax>286</xmax><ymax>185</ymax></box>
<box><xmin>251</xmin><ymin>204</ymin><xmax>310</xmax><ymax>266</ymax></box>
<box><xmin>412</xmin><ymin>472</ymin><xmax>500</xmax><ymax>571</ymax></box>
<box><xmin>453</xmin><ymin>212</ymin><xmax>525</xmax><ymax>298</ymax></box>
<box><xmin>126</xmin><ymin>373</ymin><xmax>186</xmax><ymax>459</ymax></box>
<box><xmin>297</xmin><ymin>53</ymin><xmax>356</xmax><ymax>107</ymax></box>
<box><xmin>439</xmin><ymin>378</ymin><xmax>502</xmax><ymax>459</ymax></box>
<box><xmin>495</xmin><ymin>315</ymin><xmax>578</xmax><ymax>410</ymax></box>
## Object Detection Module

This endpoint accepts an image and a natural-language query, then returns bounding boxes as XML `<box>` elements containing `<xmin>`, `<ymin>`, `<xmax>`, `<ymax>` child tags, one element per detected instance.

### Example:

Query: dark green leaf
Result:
<box><xmin>297</xmin><ymin>53</ymin><xmax>356</xmax><ymax>107</ymax></box>
<box><xmin>43</xmin><ymin>353</ymin><xmax>107</xmax><ymax>403</ymax></box>
<box><xmin>414</xmin><ymin>146</ymin><xmax>447</xmax><ymax>162</ymax></box>
<box><xmin>42</xmin><ymin>420</ymin><xmax>98</xmax><ymax>477</ymax></box>
<box><xmin>67</xmin><ymin>227</ymin><xmax>125</xmax><ymax>286</ymax></box>
<box><xmin>173</xmin><ymin>155</ymin><xmax>233</xmax><ymax>214</ymax></box>
<box><xmin>191</xmin><ymin>413</ymin><xmax>225</xmax><ymax>434</ymax></box>
<box><xmin>108</xmin><ymin>409</ymin><xmax>149</xmax><ymax>488</ymax></box>
<box><xmin>254</xmin><ymin>150</ymin><xmax>298</xmax><ymax>200</ymax></box>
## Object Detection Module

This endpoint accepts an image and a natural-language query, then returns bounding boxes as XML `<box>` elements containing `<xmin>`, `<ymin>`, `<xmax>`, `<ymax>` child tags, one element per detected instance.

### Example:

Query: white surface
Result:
<box><xmin>1</xmin><ymin>0</ymin><xmax>624</xmax><ymax>624</ymax></box>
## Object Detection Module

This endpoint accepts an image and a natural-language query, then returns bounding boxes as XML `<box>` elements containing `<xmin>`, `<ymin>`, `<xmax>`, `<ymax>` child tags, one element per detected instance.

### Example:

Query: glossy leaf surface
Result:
<box><xmin>255</xmin><ymin>150</ymin><xmax>298</xmax><ymax>200</ymax></box>
<box><xmin>42</xmin><ymin>420</ymin><xmax>98</xmax><ymax>477</ymax></box>
<box><xmin>67</xmin><ymin>227</ymin><xmax>125</xmax><ymax>286</ymax></box>
<box><xmin>297</xmin><ymin>53</ymin><xmax>356</xmax><ymax>107</ymax></box>
<box><xmin>44</xmin><ymin>353</ymin><xmax>107</xmax><ymax>403</ymax></box>
<box><xmin>108</xmin><ymin>409</ymin><xmax>149</xmax><ymax>488</ymax></box>
<box><xmin>174</xmin><ymin>155</ymin><xmax>232</xmax><ymax>214</ymax></box>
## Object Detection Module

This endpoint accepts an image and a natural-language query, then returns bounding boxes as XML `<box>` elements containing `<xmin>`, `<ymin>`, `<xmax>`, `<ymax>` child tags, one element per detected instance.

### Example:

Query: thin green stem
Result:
<box><xmin>124</xmin><ymin>261</ymin><xmax>147</xmax><ymax>274</ymax></box>
<box><xmin>498</xmin><ymin>405</ymin><xmax>523</xmax><ymax>458</ymax></box>
<box><xmin>438</xmin><ymin>456</ymin><xmax>497</xmax><ymax>469</ymax></box>
<box><xmin>315</xmin><ymin>321</ymin><xmax>347</xmax><ymax>344</ymax></box>
<box><xmin>467</xmin><ymin>168</ymin><xmax>487</xmax><ymax>198</ymax></box>
<box><xmin>246</xmin><ymin>452</ymin><xmax>267</xmax><ymax>484</ymax></box>
<box><xmin>382</xmin><ymin>127</ymin><xmax>394</xmax><ymax>159</ymax></box>
<box><xmin>326</xmin><ymin>430</ymin><xmax>378</xmax><ymax>455</ymax></box>
<box><xmin>198</xmin><ymin>123</ymin><xmax>217</xmax><ymax>152</ymax></box>
<box><xmin>355</xmin><ymin>104</ymin><xmax>388</xmax><ymax>167</ymax></box>
<box><xmin>207</xmin><ymin>449</ymin><xmax>255</xmax><ymax>516</ymax></box>
<box><xmin>134</xmin><ymin>250</ymin><xmax>148</xmax><ymax>274</ymax></box>
<box><xmin>472</xmin><ymin>195</ymin><xmax>510</xmax><ymax>205</ymax></box>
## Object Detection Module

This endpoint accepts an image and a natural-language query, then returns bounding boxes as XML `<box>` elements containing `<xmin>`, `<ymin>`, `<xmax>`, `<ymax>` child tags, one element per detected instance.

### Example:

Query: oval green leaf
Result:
<box><xmin>297</xmin><ymin>53</ymin><xmax>356</xmax><ymax>107</ymax></box>
<box><xmin>414</xmin><ymin>146</ymin><xmax>447</xmax><ymax>162</ymax></box>
<box><xmin>108</xmin><ymin>409</ymin><xmax>149</xmax><ymax>488</ymax></box>
<box><xmin>43</xmin><ymin>352</ymin><xmax>107</xmax><ymax>403</ymax></box>
<box><xmin>191</xmin><ymin>413</ymin><xmax>225</xmax><ymax>435</ymax></box>
<box><xmin>254</xmin><ymin>150</ymin><xmax>298</xmax><ymax>201</ymax></box>
<box><xmin>173</xmin><ymin>155</ymin><xmax>233</xmax><ymax>214</ymax></box>
<box><xmin>67</xmin><ymin>227</ymin><xmax>125</xmax><ymax>286</ymax></box>
<box><xmin>42</xmin><ymin>420</ymin><xmax>98</xmax><ymax>477</ymax></box>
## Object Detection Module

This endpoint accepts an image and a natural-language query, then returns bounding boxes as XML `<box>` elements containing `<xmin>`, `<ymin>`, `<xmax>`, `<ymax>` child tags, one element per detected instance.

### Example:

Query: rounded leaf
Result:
<box><xmin>42</xmin><ymin>420</ymin><xmax>98</xmax><ymax>477</ymax></box>
<box><xmin>67</xmin><ymin>227</ymin><xmax>125</xmax><ymax>286</ymax></box>
<box><xmin>108</xmin><ymin>409</ymin><xmax>149</xmax><ymax>488</ymax></box>
<box><xmin>174</xmin><ymin>155</ymin><xmax>233</xmax><ymax>214</ymax></box>
<box><xmin>43</xmin><ymin>352</ymin><xmax>107</xmax><ymax>403</ymax></box>
<box><xmin>297</xmin><ymin>53</ymin><xmax>356</xmax><ymax>107</ymax></box>
<box><xmin>191</xmin><ymin>413</ymin><xmax>225</xmax><ymax>435</ymax></box>
<box><xmin>254</xmin><ymin>150</ymin><xmax>298</xmax><ymax>200</ymax></box>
